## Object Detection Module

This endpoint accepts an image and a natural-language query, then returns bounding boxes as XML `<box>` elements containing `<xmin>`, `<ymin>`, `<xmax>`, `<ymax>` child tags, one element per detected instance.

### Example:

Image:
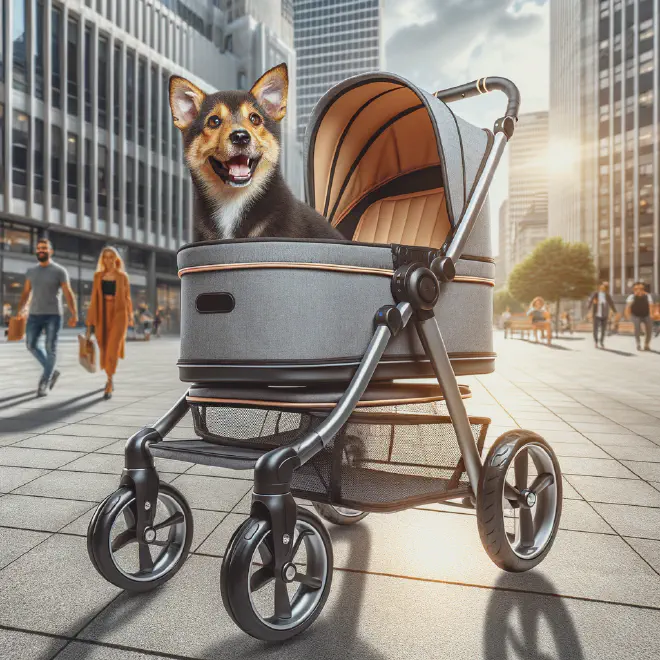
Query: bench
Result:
<box><xmin>505</xmin><ymin>314</ymin><xmax>534</xmax><ymax>339</ymax></box>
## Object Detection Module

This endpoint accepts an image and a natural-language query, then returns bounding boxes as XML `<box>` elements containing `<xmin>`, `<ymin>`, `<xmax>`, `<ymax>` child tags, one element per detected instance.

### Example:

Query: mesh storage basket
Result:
<box><xmin>190</xmin><ymin>402</ymin><xmax>489</xmax><ymax>511</ymax></box>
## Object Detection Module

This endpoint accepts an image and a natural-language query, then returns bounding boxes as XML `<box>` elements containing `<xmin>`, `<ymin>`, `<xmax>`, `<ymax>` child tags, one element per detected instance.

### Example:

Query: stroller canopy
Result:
<box><xmin>304</xmin><ymin>72</ymin><xmax>492</xmax><ymax>248</ymax></box>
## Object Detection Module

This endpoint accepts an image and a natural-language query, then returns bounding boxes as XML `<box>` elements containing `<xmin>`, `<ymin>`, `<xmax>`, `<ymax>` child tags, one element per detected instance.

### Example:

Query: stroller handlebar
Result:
<box><xmin>434</xmin><ymin>77</ymin><xmax>520</xmax><ymax>122</ymax></box>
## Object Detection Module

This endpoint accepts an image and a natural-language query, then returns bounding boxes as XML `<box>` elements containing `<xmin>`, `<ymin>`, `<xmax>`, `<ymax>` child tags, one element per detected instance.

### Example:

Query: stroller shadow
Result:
<box><xmin>207</xmin><ymin>523</ymin><xmax>385</xmax><ymax>660</ymax></box>
<box><xmin>483</xmin><ymin>573</ymin><xmax>584</xmax><ymax>660</ymax></box>
<box><xmin>0</xmin><ymin>389</ymin><xmax>105</xmax><ymax>435</ymax></box>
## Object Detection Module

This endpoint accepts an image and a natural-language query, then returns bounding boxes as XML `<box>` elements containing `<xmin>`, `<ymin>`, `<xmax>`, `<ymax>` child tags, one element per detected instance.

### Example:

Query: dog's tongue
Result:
<box><xmin>227</xmin><ymin>156</ymin><xmax>250</xmax><ymax>178</ymax></box>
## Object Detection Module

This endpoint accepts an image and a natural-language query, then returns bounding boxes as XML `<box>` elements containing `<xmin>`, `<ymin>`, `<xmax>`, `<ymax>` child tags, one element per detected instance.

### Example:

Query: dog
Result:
<box><xmin>169</xmin><ymin>63</ymin><xmax>342</xmax><ymax>241</ymax></box>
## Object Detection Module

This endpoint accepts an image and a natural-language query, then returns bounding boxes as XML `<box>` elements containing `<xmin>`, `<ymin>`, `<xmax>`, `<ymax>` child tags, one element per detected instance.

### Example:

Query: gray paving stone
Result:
<box><xmin>0</xmin><ymin>629</ymin><xmax>67</xmax><ymax>660</ymax></box>
<box><xmin>15</xmin><ymin>433</ymin><xmax>118</xmax><ymax>452</ymax></box>
<box><xmin>0</xmin><ymin>534</ymin><xmax>121</xmax><ymax>635</ymax></box>
<box><xmin>56</xmin><ymin>642</ymin><xmax>175</xmax><ymax>660</ymax></box>
<box><xmin>14</xmin><ymin>470</ymin><xmax>121</xmax><ymax>503</ymax></box>
<box><xmin>167</xmin><ymin>474</ymin><xmax>251</xmax><ymax>512</ymax></box>
<box><xmin>0</xmin><ymin>446</ymin><xmax>85</xmax><ymax>469</ymax></box>
<box><xmin>592</xmin><ymin>503</ymin><xmax>660</xmax><ymax>540</ymax></box>
<box><xmin>0</xmin><ymin>465</ymin><xmax>49</xmax><ymax>492</ymax></box>
<box><xmin>622</xmin><ymin>460</ymin><xmax>660</xmax><ymax>482</ymax></box>
<box><xmin>561</xmin><ymin>476</ymin><xmax>583</xmax><ymax>500</ymax></box>
<box><xmin>62</xmin><ymin>451</ymin><xmax>191</xmax><ymax>475</ymax></box>
<box><xmin>557</xmin><ymin>457</ymin><xmax>638</xmax><ymax>478</ymax></box>
<box><xmin>196</xmin><ymin>513</ymin><xmax>248</xmax><ymax>556</ymax></box>
<box><xmin>582</xmin><ymin>432</ymin><xmax>658</xmax><ymax>448</ymax></box>
<box><xmin>566</xmin><ymin>475</ymin><xmax>660</xmax><ymax>506</ymax></box>
<box><xmin>550</xmin><ymin>443</ymin><xmax>611</xmax><ymax>458</ymax></box>
<box><xmin>559</xmin><ymin>499</ymin><xmax>614</xmax><ymax>534</ymax></box>
<box><xmin>0</xmin><ymin>527</ymin><xmax>50</xmax><ymax>569</ymax></box>
<box><xmin>606</xmin><ymin>445</ymin><xmax>660</xmax><ymax>462</ymax></box>
<box><xmin>0</xmin><ymin>494</ymin><xmax>94</xmax><ymax>532</ymax></box>
<box><xmin>626</xmin><ymin>537</ymin><xmax>660</xmax><ymax>574</ymax></box>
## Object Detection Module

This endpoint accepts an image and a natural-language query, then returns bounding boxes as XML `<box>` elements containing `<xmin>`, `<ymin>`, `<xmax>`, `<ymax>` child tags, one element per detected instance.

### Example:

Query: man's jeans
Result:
<box><xmin>632</xmin><ymin>316</ymin><xmax>653</xmax><ymax>347</ymax></box>
<box><xmin>593</xmin><ymin>316</ymin><xmax>607</xmax><ymax>344</ymax></box>
<box><xmin>26</xmin><ymin>314</ymin><xmax>62</xmax><ymax>383</ymax></box>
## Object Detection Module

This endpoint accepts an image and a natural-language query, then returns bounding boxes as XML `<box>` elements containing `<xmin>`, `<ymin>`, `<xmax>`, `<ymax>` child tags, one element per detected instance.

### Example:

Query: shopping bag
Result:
<box><xmin>78</xmin><ymin>334</ymin><xmax>97</xmax><ymax>373</ymax></box>
<box><xmin>7</xmin><ymin>316</ymin><xmax>26</xmax><ymax>341</ymax></box>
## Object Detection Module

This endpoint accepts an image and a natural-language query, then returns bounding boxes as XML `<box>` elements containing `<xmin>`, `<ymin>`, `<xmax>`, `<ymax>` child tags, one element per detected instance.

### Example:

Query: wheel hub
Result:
<box><xmin>144</xmin><ymin>527</ymin><xmax>156</xmax><ymax>543</ymax></box>
<box><xmin>520</xmin><ymin>489</ymin><xmax>537</xmax><ymax>508</ymax></box>
<box><xmin>282</xmin><ymin>563</ymin><xmax>297</xmax><ymax>583</ymax></box>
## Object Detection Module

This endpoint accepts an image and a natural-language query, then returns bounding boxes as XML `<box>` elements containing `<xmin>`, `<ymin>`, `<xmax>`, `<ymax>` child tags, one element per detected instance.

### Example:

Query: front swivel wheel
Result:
<box><xmin>477</xmin><ymin>430</ymin><xmax>562</xmax><ymax>572</ymax></box>
<box><xmin>87</xmin><ymin>482</ymin><xmax>193</xmax><ymax>591</ymax></box>
<box><xmin>221</xmin><ymin>508</ymin><xmax>333</xmax><ymax>641</ymax></box>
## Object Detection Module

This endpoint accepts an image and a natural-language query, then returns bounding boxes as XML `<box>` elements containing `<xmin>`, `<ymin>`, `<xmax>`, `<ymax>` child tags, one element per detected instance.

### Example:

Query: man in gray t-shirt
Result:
<box><xmin>18</xmin><ymin>238</ymin><xmax>78</xmax><ymax>396</ymax></box>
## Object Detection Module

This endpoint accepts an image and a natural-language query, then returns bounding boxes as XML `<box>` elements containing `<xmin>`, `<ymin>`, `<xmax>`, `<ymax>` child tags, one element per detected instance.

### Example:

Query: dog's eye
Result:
<box><xmin>249</xmin><ymin>113</ymin><xmax>262</xmax><ymax>126</ymax></box>
<box><xmin>207</xmin><ymin>115</ymin><xmax>221</xmax><ymax>129</ymax></box>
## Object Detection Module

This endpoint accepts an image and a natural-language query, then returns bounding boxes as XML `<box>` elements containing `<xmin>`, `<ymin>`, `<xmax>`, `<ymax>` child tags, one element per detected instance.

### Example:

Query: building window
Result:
<box><xmin>52</xmin><ymin>5</ymin><xmax>62</xmax><ymax>107</ymax></box>
<box><xmin>126</xmin><ymin>50</ymin><xmax>135</xmax><ymax>141</ymax></box>
<box><xmin>84</xmin><ymin>138</ymin><xmax>92</xmax><ymax>213</ymax></box>
<box><xmin>150</xmin><ymin>66</ymin><xmax>158</xmax><ymax>152</ymax></box>
<box><xmin>84</xmin><ymin>26</ymin><xmax>92</xmax><ymax>122</ymax></box>
<box><xmin>161</xmin><ymin>170</ymin><xmax>168</xmax><ymax>234</ymax></box>
<box><xmin>138</xmin><ymin>57</ymin><xmax>147</xmax><ymax>146</ymax></box>
<box><xmin>126</xmin><ymin>156</ymin><xmax>134</xmax><ymax>218</ymax></box>
<box><xmin>35</xmin><ymin>0</ymin><xmax>45</xmax><ymax>99</ymax></box>
<box><xmin>12</xmin><ymin>110</ymin><xmax>30</xmax><ymax>200</ymax></box>
<box><xmin>172</xmin><ymin>178</ymin><xmax>178</xmax><ymax>240</ymax></box>
<box><xmin>98</xmin><ymin>144</ymin><xmax>108</xmax><ymax>220</ymax></box>
<box><xmin>161</xmin><ymin>71</ymin><xmax>169</xmax><ymax>156</ymax></box>
<box><xmin>12</xmin><ymin>0</ymin><xmax>28</xmax><ymax>92</ymax></box>
<box><xmin>0</xmin><ymin>104</ymin><xmax>4</xmax><ymax>195</ymax></box>
<box><xmin>2</xmin><ymin>223</ymin><xmax>32</xmax><ymax>252</ymax></box>
<box><xmin>67</xmin><ymin>133</ymin><xmax>78</xmax><ymax>212</ymax></box>
<box><xmin>113</xmin><ymin>45</ymin><xmax>121</xmax><ymax>135</ymax></box>
<box><xmin>0</xmin><ymin>1</ymin><xmax>5</xmax><ymax>83</ymax></box>
<box><xmin>98</xmin><ymin>35</ymin><xmax>108</xmax><ymax>129</ymax></box>
<box><xmin>67</xmin><ymin>17</ymin><xmax>79</xmax><ymax>116</ymax></box>
<box><xmin>112</xmin><ymin>148</ymin><xmax>120</xmax><ymax>216</ymax></box>
<box><xmin>138</xmin><ymin>162</ymin><xmax>146</xmax><ymax>230</ymax></box>
<box><xmin>51</xmin><ymin>124</ymin><xmax>62</xmax><ymax>202</ymax></box>
<box><xmin>34</xmin><ymin>118</ymin><xmax>44</xmax><ymax>198</ymax></box>
<box><xmin>150</xmin><ymin>165</ymin><xmax>158</xmax><ymax>234</ymax></box>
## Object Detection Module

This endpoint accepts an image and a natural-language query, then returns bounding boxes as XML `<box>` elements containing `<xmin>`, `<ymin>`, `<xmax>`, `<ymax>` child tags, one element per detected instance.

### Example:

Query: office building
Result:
<box><xmin>293</xmin><ymin>0</ymin><xmax>383</xmax><ymax>143</ymax></box>
<box><xmin>0</xmin><ymin>0</ymin><xmax>301</xmax><ymax>331</ymax></box>
<box><xmin>496</xmin><ymin>199</ymin><xmax>509</xmax><ymax>288</ymax></box>
<box><xmin>507</xmin><ymin>111</ymin><xmax>549</xmax><ymax>268</ymax></box>
<box><xmin>550</xmin><ymin>0</ymin><xmax>659</xmax><ymax>295</ymax></box>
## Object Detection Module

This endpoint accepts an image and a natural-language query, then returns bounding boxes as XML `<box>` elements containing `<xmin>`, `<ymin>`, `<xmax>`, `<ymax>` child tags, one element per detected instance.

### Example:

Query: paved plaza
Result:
<box><xmin>1</xmin><ymin>330</ymin><xmax>660</xmax><ymax>659</ymax></box>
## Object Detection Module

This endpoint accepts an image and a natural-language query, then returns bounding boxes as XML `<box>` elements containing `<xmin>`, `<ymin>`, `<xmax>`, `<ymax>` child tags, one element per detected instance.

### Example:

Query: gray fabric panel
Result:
<box><xmin>453</xmin><ymin>115</ymin><xmax>490</xmax><ymax>208</ymax></box>
<box><xmin>179</xmin><ymin>267</ymin><xmax>492</xmax><ymax>364</ymax></box>
<box><xmin>461</xmin><ymin>200</ymin><xmax>493</xmax><ymax>258</ymax></box>
<box><xmin>455</xmin><ymin>258</ymin><xmax>495</xmax><ymax>280</ymax></box>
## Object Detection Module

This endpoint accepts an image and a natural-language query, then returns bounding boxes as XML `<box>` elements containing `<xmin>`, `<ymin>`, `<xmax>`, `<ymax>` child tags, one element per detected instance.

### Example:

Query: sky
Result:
<box><xmin>381</xmin><ymin>0</ymin><xmax>550</xmax><ymax>253</ymax></box>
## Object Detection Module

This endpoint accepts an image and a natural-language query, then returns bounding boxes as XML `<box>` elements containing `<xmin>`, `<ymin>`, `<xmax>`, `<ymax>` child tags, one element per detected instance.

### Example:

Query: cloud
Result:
<box><xmin>382</xmin><ymin>0</ymin><xmax>550</xmax><ymax>254</ymax></box>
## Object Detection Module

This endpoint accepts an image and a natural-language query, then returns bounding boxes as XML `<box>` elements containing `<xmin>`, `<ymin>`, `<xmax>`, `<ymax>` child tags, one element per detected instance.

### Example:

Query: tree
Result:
<box><xmin>507</xmin><ymin>237</ymin><xmax>596</xmax><ymax>332</ymax></box>
<box><xmin>494</xmin><ymin>289</ymin><xmax>524</xmax><ymax>315</ymax></box>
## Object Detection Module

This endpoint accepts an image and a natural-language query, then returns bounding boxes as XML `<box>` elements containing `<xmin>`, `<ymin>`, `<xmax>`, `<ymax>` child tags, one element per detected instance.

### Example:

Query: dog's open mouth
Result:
<box><xmin>209</xmin><ymin>155</ymin><xmax>260</xmax><ymax>187</ymax></box>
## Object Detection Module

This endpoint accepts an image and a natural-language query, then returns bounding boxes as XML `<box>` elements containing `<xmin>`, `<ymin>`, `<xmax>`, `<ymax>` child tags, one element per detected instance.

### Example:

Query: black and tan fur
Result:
<box><xmin>169</xmin><ymin>63</ymin><xmax>342</xmax><ymax>241</ymax></box>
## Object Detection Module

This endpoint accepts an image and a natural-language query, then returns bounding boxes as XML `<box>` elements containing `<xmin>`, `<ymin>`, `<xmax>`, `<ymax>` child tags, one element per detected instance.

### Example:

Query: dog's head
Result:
<box><xmin>169</xmin><ymin>63</ymin><xmax>288</xmax><ymax>191</ymax></box>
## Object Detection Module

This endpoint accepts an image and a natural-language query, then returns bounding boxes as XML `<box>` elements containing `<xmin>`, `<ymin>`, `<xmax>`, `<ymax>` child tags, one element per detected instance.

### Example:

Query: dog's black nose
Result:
<box><xmin>230</xmin><ymin>130</ymin><xmax>251</xmax><ymax>146</ymax></box>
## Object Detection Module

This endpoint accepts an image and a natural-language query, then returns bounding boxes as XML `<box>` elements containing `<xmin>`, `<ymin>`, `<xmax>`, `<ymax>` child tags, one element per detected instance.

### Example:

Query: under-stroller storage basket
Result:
<box><xmin>190</xmin><ymin>402</ymin><xmax>489</xmax><ymax>511</ymax></box>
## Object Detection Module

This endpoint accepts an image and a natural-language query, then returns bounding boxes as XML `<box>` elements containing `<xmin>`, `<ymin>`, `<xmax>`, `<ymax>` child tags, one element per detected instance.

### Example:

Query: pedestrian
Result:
<box><xmin>527</xmin><ymin>296</ymin><xmax>552</xmax><ymax>345</ymax></box>
<box><xmin>85</xmin><ymin>247</ymin><xmax>134</xmax><ymax>399</ymax></box>
<box><xmin>587</xmin><ymin>282</ymin><xmax>617</xmax><ymax>349</ymax></box>
<box><xmin>625</xmin><ymin>281</ymin><xmax>655</xmax><ymax>351</ymax></box>
<box><xmin>153</xmin><ymin>308</ymin><xmax>163</xmax><ymax>338</ymax></box>
<box><xmin>17</xmin><ymin>237</ymin><xmax>78</xmax><ymax>396</ymax></box>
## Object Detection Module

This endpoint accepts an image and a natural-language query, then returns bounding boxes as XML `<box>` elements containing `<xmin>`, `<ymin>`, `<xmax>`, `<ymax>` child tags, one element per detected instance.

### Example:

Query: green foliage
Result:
<box><xmin>507</xmin><ymin>237</ymin><xmax>597</xmax><ymax>306</ymax></box>
<box><xmin>494</xmin><ymin>289</ymin><xmax>524</xmax><ymax>314</ymax></box>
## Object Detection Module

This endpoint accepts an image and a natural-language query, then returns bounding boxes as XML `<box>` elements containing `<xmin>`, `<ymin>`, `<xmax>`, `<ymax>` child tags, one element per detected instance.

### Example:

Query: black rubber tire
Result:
<box><xmin>87</xmin><ymin>483</ymin><xmax>194</xmax><ymax>592</ymax></box>
<box><xmin>312</xmin><ymin>502</ymin><xmax>369</xmax><ymax>526</ymax></box>
<box><xmin>221</xmin><ymin>508</ymin><xmax>333</xmax><ymax>641</ymax></box>
<box><xmin>476</xmin><ymin>430</ymin><xmax>562</xmax><ymax>573</ymax></box>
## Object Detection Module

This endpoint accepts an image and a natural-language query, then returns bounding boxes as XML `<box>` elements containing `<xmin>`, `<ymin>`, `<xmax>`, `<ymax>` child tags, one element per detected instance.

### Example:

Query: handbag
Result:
<box><xmin>7</xmin><ymin>316</ymin><xmax>26</xmax><ymax>342</ymax></box>
<box><xmin>78</xmin><ymin>333</ymin><xmax>97</xmax><ymax>373</ymax></box>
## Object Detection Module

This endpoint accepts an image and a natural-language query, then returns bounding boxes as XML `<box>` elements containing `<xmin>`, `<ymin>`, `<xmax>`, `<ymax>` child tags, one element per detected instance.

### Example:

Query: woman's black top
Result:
<box><xmin>101</xmin><ymin>280</ymin><xmax>116</xmax><ymax>296</ymax></box>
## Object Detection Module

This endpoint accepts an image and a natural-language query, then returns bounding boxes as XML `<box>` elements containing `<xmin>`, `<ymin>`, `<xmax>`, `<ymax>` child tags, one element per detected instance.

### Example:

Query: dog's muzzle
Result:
<box><xmin>209</xmin><ymin>155</ymin><xmax>261</xmax><ymax>188</ymax></box>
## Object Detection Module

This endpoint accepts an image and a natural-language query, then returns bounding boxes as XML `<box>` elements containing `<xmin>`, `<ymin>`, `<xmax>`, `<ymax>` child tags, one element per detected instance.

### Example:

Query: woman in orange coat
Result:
<box><xmin>86</xmin><ymin>247</ymin><xmax>133</xmax><ymax>399</ymax></box>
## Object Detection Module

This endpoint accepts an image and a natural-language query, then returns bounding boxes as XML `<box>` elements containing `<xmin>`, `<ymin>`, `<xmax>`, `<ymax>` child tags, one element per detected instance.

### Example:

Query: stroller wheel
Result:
<box><xmin>476</xmin><ymin>430</ymin><xmax>562</xmax><ymax>572</ymax></box>
<box><xmin>221</xmin><ymin>508</ymin><xmax>333</xmax><ymax>641</ymax></box>
<box><xmin>312</xmin><ymin>502</ymin><xmax>369</xmax><ymax>525</ymax></box>
<box><xmin>87</xmin><ymin>483</ymin><xmax>193</xmax><ymax>592</ymax></box>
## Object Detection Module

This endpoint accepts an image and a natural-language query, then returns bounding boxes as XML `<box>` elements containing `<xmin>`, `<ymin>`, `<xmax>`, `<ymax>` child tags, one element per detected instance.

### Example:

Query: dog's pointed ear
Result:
<box><xmin>169</xmin><ymin>76</ymin><xmax>205</xmax><ymax>131</ymax></box>
<box><xmin>250</xmin><ymin>63</ymin><xmax>288</xmax><ymax>122</ymax></box>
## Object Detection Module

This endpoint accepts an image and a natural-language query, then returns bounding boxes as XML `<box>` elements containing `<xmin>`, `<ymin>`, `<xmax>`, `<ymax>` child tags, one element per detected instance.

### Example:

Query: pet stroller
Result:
<box><xmin>87</xmin><ymin>73</ymin><xmax>562</xmax><ymax>641</ymax></box>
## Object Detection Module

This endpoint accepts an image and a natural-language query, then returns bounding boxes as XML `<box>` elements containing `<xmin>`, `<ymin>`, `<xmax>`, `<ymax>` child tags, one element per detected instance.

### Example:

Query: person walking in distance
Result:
<box><xmin>17</xmin><ymin>238</ymin><xmax>78</xmax><ymax>396</ymax></box>
<box><xmin>587</xmin><ymin>282</ymin><xmax>617</xmax><ymax>349</ymax></box>
<box><xmin>86</xmin><ymin>247</ymin><xmax>134</xmax><ymax>399</ymax></box>
<box><xmin>625</xmin><ymin>282</ymin><xmax>655</xmax><ymax>351</ymax></box>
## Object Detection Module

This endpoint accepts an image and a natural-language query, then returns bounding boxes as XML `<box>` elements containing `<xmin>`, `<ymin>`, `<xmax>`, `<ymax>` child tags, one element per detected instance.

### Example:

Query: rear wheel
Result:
<box><xmin>477</xmin><ymin>430</ymin><xmax>562</xmax><ymax>572</ymax></box>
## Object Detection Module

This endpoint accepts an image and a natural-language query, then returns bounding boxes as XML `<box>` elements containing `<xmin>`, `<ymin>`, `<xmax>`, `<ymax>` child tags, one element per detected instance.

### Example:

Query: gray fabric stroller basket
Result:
<box><xmin>177</xmin><ymin>72</ymin><xmax>495</xmax><ymax>384</ymax></box>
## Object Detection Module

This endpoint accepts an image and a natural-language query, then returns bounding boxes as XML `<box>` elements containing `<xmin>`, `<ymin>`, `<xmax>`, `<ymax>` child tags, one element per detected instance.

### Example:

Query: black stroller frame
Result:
<box><xmin>88</xmin><ymin>77</ymin><xmax>563</xmax><ymax>642</ymax></box>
